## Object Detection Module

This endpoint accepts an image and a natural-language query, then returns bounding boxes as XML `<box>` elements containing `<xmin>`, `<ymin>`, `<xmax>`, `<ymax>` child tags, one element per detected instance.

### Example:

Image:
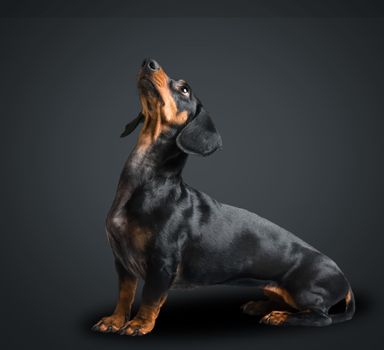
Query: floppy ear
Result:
<box><xmin>176</xmin><ymin>107</ymin><xmax>222</xmax><ymax>156</ymax></box>
<box><xmin>120</xmin><ymin>113</ymin><xmax>144</xmax><ymax>137</ymax></box>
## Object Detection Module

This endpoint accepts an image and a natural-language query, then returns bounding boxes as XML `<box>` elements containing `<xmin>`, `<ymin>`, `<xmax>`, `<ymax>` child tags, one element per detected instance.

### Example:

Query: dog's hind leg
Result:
<box><xmin>241</xmin><ymin>299</ymin><xmax>293</xmax><ymax>316</ymax></box>
<box><xmin>220</xmin><ymin>277</ymin><xmax>294</xmax><ymax>316</ymax></box>
<box><xmin>241</xmin><ymin>282</ymin><xmax>298</xmax><ymax>316</ymax></box>
<box><xmin>259</xmin><ymin>287</ymin><xmax>333</xmax><ymax>327</ymax></box>
<box><xmin>260</xmin><ymin>309</ymin><xmax>332</xmax><ymax>327</ymax></box>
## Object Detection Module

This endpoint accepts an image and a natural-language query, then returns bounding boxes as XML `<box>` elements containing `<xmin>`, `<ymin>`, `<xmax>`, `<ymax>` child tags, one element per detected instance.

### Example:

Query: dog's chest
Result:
<box><xmin>107</xmin><ymin>218</ymin><xmax>152</xmax><ymax>278</ymax></box>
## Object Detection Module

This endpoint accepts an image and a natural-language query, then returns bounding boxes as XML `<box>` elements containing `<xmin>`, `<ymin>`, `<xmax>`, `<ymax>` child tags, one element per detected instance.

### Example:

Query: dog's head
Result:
<box><xmin>121</xmin><ymin>59</ymin><xmax>222</xmax><ymax>156</ymax></box>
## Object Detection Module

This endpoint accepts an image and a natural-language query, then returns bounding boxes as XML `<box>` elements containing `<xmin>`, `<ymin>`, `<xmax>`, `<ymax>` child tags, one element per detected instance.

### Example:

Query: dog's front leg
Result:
<box><xmin>92</xmin><ymin>260</ymin><xmax>138</xmax><ymax>333</ymax></box>
<box><xmin>120</xmin><ymin>266</ymin><xmax>173</xmax><ymax>336</ymax></box>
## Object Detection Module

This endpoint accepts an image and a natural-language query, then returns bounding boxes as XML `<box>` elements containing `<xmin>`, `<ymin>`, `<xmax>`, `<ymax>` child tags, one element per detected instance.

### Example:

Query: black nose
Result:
<box><xmin>142</xmin><ymin>58</ymin><xmax>160</xmax><ymax>72</ymax></box>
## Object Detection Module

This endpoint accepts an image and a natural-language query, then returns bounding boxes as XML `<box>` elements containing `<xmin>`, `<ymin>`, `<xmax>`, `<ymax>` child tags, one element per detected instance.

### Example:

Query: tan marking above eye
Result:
<box><xmin>176</xmin><ymin>80</ymin><xmax>189</xmax><ymax>93</ymax></box>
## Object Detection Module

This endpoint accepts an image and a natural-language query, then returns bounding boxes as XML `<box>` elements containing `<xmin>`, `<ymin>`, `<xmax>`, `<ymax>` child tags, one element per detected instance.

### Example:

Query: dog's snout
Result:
<box><xmin>148</xmin><ymin>59</ymin><xmax>159</xmax><ymax>71</ymax></box>
<box><xmin>142</xmin><ymin>58</ymin><xmax>160</xmax><ymax>72</ymax></box>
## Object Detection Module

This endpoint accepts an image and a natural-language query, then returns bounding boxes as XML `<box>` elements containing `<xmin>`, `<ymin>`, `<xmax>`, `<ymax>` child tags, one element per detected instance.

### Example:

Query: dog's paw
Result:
<box><xmin>241</xmin><ymin>300</ymin><xmax>271</xmax><ymax>316</ymax></box>
<box><xmin>260</xmin><ymin>310</ymin><xmax>290</xmax><ymax>326</ymax></box>
<box><xmin>92</xmin><ymin>314</ymin><xmax>126</xmax><ymax>333</ymax></box>
<box><xmin>119</xmin><ymin>318</ymin><xmax>155</xmax><ymax>336</ymax></box>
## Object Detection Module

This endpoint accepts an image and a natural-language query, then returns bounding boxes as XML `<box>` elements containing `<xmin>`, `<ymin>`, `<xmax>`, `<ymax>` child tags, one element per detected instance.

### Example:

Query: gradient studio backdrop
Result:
<box><xmin>1</xmin><ymin>2</ymin><xmax>383</xmax><ymax>350</ymax></box>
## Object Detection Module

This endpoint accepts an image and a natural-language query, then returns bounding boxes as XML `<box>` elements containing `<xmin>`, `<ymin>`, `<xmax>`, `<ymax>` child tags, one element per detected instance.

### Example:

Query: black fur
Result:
<box><xmin>102</xmin><ymin>59</ymin><xmax>355</xmax><ymax>333</ymax></box>
<box><xmin>176</xmin><ymin>105</ymin><xmax>222</xmax><ymax>156</ymax></box>
<box><xmin>120</xmin><ymin>113</ymin><xmax>144</xmax><ymax>137</ymax></box>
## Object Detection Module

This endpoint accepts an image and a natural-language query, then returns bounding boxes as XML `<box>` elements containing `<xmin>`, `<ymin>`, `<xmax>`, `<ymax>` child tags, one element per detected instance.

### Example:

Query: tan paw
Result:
<box><xmin>92</xmin><ymin>314</ymin><xmax>126</xmax><ymax>333</ymax></box>
<box><xmin>260</xmin><ymin>311</ymin><xmax>290</xmax><ymax>326</ymax></box>
<box><xmin>119</xmin><ymin>318</ymin><xmax>155</xmax><ymax>336</ymax></box>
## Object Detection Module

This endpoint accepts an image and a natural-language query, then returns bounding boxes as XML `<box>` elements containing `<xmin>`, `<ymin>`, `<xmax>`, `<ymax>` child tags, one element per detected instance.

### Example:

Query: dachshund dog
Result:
<box><xmin>92</xmin><ymin>59</ymin><xmax>355</xmax><ymax>336</ymax></box>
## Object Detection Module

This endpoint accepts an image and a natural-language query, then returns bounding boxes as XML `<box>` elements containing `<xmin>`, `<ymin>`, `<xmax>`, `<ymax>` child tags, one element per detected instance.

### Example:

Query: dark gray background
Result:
<box><xmin>1</xmin><ymin>3</ymin><xmax>383</xmax><ymax>349</ymax></box>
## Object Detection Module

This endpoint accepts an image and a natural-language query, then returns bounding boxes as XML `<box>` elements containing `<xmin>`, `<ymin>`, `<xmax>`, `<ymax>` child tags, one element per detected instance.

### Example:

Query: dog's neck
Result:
<box><xmin>111</xmin><ymin>131</ymin><xmax>187</xmax><ymax>215</ymax></box>
<box><xmin>110</xmin><ymin>122</ymin><xmax>188</xmax><ymax>215</ymax></box>
<box><xmin>125</xmin><ymin>127</ymin><xmax>188</xmax><ymax>180</ymax></box>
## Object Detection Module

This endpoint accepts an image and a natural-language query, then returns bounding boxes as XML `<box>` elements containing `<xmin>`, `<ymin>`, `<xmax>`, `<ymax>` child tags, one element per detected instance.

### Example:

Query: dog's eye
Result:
<box><xmin>180</xmin><ymin>86</ymin><xmax>189</xmax><ymax>95</ymax></box>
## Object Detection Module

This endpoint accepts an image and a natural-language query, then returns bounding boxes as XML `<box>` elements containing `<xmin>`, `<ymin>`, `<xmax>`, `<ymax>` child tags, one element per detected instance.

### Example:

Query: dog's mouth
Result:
<box><xmin>138</xmin><ymin>76</ymin><xmax>160</xmax><ymax>98</ymax></box>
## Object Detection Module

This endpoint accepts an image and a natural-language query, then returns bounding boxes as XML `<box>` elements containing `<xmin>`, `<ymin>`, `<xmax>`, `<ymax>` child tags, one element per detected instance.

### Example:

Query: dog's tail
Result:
<box><xmin>329</xmin><ymin>288</ymin><xmax>355</xmax><ymax>324</ymax></box>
